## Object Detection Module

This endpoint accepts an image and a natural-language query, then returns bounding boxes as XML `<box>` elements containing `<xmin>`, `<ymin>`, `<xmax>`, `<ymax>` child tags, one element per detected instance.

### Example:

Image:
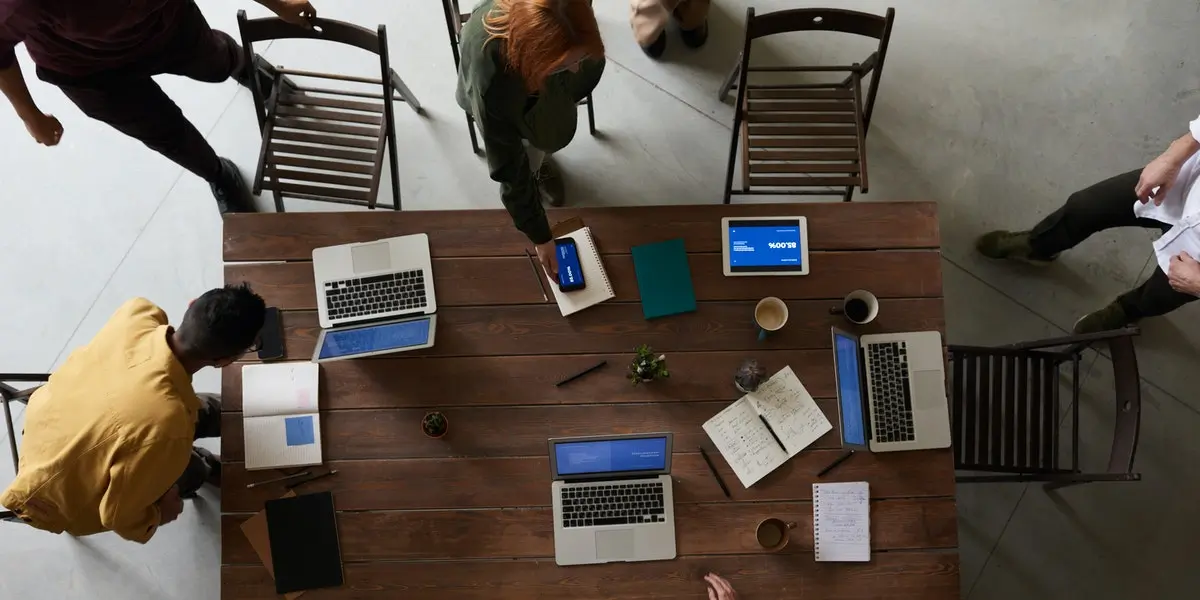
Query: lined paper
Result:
<box><xmin>242</xmin><ymin>363</ymin><xmax>323</xmax><ymax>470</ymax></box>
<box><xmin>813</xmin><ymin>481</ymin><xmax>871</xmax><ymax>562</ymax></box>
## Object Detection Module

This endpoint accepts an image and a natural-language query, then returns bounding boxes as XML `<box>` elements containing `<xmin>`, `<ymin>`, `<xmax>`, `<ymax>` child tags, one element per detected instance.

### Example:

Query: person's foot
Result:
<box><xmin>641</xmin><ymin>31</ymin><xmax>667</xmax><ymax>59</ymax></box>
<box><xmin>1073</xmin><ymin>301</ymin><xmax>1132</xmax><ymax>335</ymax></box>
<box><xmin>210</xmin><ymin>158</ymin><xmax>256</xmax><ymax>215</ymax></box>
<box><xmin>680</xmin><ymin>20</ymin><xmax>709</xmax><ymax>49</ymax></box>
<box><xmin>179</xmin><ymin>447</ymin><xmax>221</xmax><ymax>499</ymax></box>
<box><xmin>535</xmin><ymin>157</ymin><xmax>566</xmax><ymax>207</ymax></box>
<box><xmin>975</xmin><ymin>230</ymin><xmax>1056</xmax><ymax>266</ymax></box>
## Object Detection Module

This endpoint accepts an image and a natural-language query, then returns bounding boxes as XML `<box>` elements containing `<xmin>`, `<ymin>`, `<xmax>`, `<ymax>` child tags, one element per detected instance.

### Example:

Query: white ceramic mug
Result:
<box><xmin>754</xmin><ymin>297</ymin><xmax>789</xmax><ymax>341</ymax></box>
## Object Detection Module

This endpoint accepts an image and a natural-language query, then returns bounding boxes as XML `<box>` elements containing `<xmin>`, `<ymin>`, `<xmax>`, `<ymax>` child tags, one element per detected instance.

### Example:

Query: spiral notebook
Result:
<box><xmin>812</xmin><ymin>481</ymin><xmax>871</xmax><ymax>562</ymax></box>
<box><xmin>545</xmin><ymin>227</ymin><xmax>614</xmax><ymax>316</ymax></box>
<box><xmin>242</xmin><ymin>362</ymin><xmax>322</xmax><ymax>471</ymax></box>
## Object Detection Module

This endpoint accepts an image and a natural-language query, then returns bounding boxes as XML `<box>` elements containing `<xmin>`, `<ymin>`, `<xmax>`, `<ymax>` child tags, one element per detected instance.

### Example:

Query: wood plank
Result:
<box><xmin>746</xmin><ymin>112</ymin><xmax>856</xmax><ymax>123</ymax></box>
<box><xmin>750</xmin><ymin>163</ymin><xmax>860</xmax><ymax>174</ymax></box>
<box><xmin>270</xmin><ymin>142</ymin><xmax>376</xmax><ymax>163</ymax></box>
<box><xmin>751</xmin><ymin>176</ymin><xmax>861</xmax><ymax>187</ymax></box>
<box><xmin>274</xmin><ymin>117</ymin><xmax>381</xmax><ymax>138</ymax></box>
<box><xmin>222</xmin><ymin>450</ymin><xmax>956</xmax><ymax>512</ymax></box>
<box><xmin>223</xmin><ymin>203</ymin><xmax>941</xmax><ymax>261</ymax></box>
<box><xmin>227</xmin><ymin>251</ymin><xmax>943</xmax><ymax>310</ymax></box>
<box><xmin>223</xmin><ymin>553</ymin><xmax>960</xmax><ymax>600</ymax></box>
<box><xmin>747</xmin><ymin>125</ymin><xmax>857</xmax><ymax>136</ymax></box>
<box><xmin>264</xmin><ymin>167</ymin><xmax>373</xmax><ymax>189</ymax></box>
<box><xmin>748</xmin><ymin>88</ymin><xmax>853</xmax><ymax>100</ymax></box>
<box><xmin>266</xmin><ymin>182</ymin><xmax>372</xmax><ymax>202</ymax></box>
<box><xmin>276</xmin><ymin>104</ymin><xmax>383</xmax><ymax>125</ymax></box>
<box><xmin>222</xmin><ymin>497</ymin><xmax>958</xmax><ymax>563</ymax></box>
<box><xmin>749</xmin><ymin>149</ymin><xmax>859</xmax><ymax>161</ymax></box>
<box><xmin>272</xmin><ymin>129</ymin><xmax>377</xmax><ymax>149</ymax></box>
<box><xmin>267</xmin><ymin>154</ymin><xmax>374</xmax><ymax>175</ymax></box>
<box><xmin>220</xmin><ymin>399</ymin><xmax>844</xmax><ymax>461</ymax></box>
<box><xmin>221</xmin><ymin>350</ymin><xmax>839</xmax><ymax>411</ymax></box>
<box><xmin>264</xmin><ymin>300</ymin><xmax>944</xmax><ymax>361</ymax></box>
<box><xmin>280</xmin><ymin>93</ymin><xmax>383</xmax><ymax>114</ymax></box>
<box><xmin>749</xmin><ymin>137</ymin><xmax>858</xmax><ymax>148</ymax></box>
<box><xmin>748</xmin><ymin>101</ymin><xmax>854</xmax><ymax>112</ymax></box>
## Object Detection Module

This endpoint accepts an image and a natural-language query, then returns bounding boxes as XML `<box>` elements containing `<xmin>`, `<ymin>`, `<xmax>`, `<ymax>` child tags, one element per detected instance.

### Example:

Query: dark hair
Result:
<box><xmin>177</xmin><ymin>283</ymin><xmax>266</xmax><ymax>360</ymax></box>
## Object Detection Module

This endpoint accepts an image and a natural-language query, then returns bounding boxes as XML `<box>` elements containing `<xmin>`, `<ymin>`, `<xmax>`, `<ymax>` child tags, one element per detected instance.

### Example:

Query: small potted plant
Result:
<box><xmin>629</xmin><ymin>344</ymin><xmax>669</xmax><ymax>385</ymax></box>
<box><xmin>421</xmin><ymin>411</ymin><xmax>448</xmax><ymax>439</ymax></box>
<box><xmin>735</xmin><ymin>359</ymin><xmax>767</xmax><ymax>393</ymax></box>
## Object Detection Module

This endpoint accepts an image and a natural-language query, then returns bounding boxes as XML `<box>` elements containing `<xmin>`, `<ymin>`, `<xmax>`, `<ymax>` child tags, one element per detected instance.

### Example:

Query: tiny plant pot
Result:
<box><xmin>734</xmin><ymin>359</ymin><xmax>767</xmax><ymax>394</ymax></box>
<box><xmin>421</xmin><ymin>411</ymin><xmax>449</xmax><ymax>439</ymax></box>
<box><xmin>629</xmin><ymin>344</ymin><xmax>670</xmax><ymax>386</ymax></box>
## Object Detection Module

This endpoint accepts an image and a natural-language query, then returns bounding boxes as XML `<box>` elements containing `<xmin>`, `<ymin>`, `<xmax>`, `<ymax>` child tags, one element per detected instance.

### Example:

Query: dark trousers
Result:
<box><xmin>1028</xmin><ymin>168</ymin><xmax>1198</xmax><ymax>320</ymax></box>
<box><xmin>35</xmin><ymin>2</ymin><xmax>244</xmax><ymax>183</ymax></box>
<box><xmin>176</xmin><ymin>393</ymin><xmax>222</xmax><ymax>497</ymax></box>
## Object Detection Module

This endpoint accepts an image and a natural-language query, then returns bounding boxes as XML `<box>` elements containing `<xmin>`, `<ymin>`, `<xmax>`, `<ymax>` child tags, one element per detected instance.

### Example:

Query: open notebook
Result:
<box><xmin>813</xmin><ymin>481</ymin><xmax>871</xmax><ymax>562</ymax></box>
<box><xmin>545</xmin><ymin>227</ymin><xmax>614</xmax><ymax>316</ymax></box>
<box><xmin>702</xmin><ymin>366</ymin><xmax>832</xmax><ymax>487</ymax></box>
<box><xmin>242</xmin><ymin>362</ymin><xmax>322</xmax><ymax>471</ymax></box>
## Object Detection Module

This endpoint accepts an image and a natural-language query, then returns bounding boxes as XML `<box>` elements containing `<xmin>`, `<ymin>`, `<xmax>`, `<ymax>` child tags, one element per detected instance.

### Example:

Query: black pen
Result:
<box><xmin>816</xmin><ymin>450</ymin><xmax>855</xmax><ymax>478</ymax></box>
<box><xmin>555</xmin><ymin>360</ymin><xmax>607</xmax><ymax>387</ymax></box>
<box><xmin>698</xmin><ymin>447</ymin><xmax>731</xmax><ymax>499</ymax></box>
<box><xmin>758</xmin><ymin>414</ymin><xmax>788</xmax><ymax>453</ymax></box>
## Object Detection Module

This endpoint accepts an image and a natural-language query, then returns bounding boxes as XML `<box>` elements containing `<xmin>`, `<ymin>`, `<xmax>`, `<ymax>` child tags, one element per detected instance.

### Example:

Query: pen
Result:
<box><xmin>816</xmin><ymin>450</ymin><xmax>855</xmax><ymax>478</ymax></box>
<box><xmin>286</xmin><ymin>469</ymin><xmax>340</xmax><ymax>490</ymax></box>
<box><xmin>698</xmin><ymin>447</ymin><xmax>731</xmax><ymax>499</ymax></box>
<box><xmin>246</xmin><ymin>471</ymin><xmax>310</xmax><ymax>488</ymax></box>
<box><xmin>555</xmin><ymin>360</ymin><xmax>607</xmax><ymax>387</ymax></box>
<box><xmin>525</xmin><ymin>250</ymin><xmax>549</xmax><ymax>302</ymax></box>
<box><xmin>758</xmin><ymin>414</ymin><xmax>788</xmax><ymax>453</ymax></box>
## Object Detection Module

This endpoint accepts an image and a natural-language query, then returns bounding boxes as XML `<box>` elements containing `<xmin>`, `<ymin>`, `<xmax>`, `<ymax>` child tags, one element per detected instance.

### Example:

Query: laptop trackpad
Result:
<box><xmin>595</xmin><ymin>529</ymin><xmax>635</xmax><ymax>561</ymax></box>
<box><xmin>913</xmin><ymin>371</ymin><xmax>947</xmax><ymax>409</ymax></box>
<box><xmin>351</xmin><ymin>242</ymin><xmax>392</xmax><ymax>274</ymax></box>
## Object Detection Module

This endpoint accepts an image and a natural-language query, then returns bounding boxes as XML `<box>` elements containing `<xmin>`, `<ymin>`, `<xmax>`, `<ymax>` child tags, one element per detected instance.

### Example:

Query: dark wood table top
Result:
<box><xmin>220</xmin><ymin>203</ymin><xmax>958</xmax><ymax>600</ymax></box>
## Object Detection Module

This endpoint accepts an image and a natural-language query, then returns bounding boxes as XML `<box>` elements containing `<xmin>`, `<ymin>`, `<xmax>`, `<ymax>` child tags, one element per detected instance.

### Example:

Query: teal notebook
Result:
<box><xmin>631</xmin><ymin>238</ymin><xmax>697</xmax><ymax>319</ymax></box>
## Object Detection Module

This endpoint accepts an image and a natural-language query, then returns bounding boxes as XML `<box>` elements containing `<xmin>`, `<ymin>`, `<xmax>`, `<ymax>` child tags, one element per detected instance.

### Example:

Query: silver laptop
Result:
<box><xmin>831</xmin><ymin>328</ymin><xmax>951</xmax><ymax>452</ymax></box>
<box><xmin>549</xmin><ymin>433</ymin><xmax>677</xmax><ymax>566</ymax></box>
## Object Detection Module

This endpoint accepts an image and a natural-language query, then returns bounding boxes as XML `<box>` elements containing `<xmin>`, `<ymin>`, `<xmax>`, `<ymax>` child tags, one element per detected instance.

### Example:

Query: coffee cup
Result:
<box><xmin>831</xmin><ymin>290</ymin><xmax>878</xmax><ymax>325</ymax></box>
<box><xmin>755</xmin><ymin>518</ymin><xmax>797</xmax><ymax>551</ymax></box>
<box><xmin>754</xmin><ymin>297</ymin><xmax>788</xmax><ymax>342</ymax></box>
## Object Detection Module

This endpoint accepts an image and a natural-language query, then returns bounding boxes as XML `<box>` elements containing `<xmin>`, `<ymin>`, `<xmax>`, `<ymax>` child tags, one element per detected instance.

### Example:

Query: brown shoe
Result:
<box><xmin>535</xmin><ymin>157</ymin><xmax>566</xmax><ymax>207</ymax></box>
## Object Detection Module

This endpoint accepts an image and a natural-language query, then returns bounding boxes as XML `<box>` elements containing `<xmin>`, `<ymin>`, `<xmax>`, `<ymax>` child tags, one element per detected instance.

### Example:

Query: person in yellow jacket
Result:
<box><xmin>0</xmin><ymin>284</ymin><xmax>265</xmax><ymax>543</ymax></box>
<box><xmin>630</xmin><ymin>0</ymin><xmax>710</xmax><ymax>58</ymax></box>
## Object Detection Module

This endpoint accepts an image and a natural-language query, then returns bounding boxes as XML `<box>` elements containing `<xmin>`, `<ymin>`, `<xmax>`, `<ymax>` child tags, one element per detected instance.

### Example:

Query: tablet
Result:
<box><xmin>721</xmin><ymin>216</ymin><xmax>810</xmax><ymax>276</ymax></box>
<box><xmin>312</xmin><ymin>315</ymin><xmax>436</xmax><ymax>363</ymax></box>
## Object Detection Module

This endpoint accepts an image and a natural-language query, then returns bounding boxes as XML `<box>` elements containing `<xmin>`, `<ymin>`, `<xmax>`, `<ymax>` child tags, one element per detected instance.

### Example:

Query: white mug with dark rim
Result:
<box><xmin>754</xmin><ymin>297</ymin><xmax>788</xmax><ymax>341</ymax></box>
<box><xmin>831</xmin><ymin>289</ymin><xmax>879</xmax><ymax>325</ymax></box>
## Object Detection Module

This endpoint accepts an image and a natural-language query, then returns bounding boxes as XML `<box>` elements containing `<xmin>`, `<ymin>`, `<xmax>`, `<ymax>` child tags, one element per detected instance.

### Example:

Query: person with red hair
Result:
<box><xmin>456</xmin><ymin>0</ymin><xmax>605</xmax><ymax>275</ymax></box>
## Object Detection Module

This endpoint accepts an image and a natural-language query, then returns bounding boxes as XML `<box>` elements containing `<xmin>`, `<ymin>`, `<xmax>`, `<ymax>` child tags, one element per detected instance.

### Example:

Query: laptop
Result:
<box><xmin>831</xmin><ymin>327</ymin><xmax>952</xmax><ymax>452</ymax></box>
<box><xmin>310</xmin><ymin>234</ymin><xmax>438</xmax><ymax>362</ymax></box>
<box><xmin>549</xmin><ymin>433</ymin><xmax>677</xmax><ymax>566</ymax></box>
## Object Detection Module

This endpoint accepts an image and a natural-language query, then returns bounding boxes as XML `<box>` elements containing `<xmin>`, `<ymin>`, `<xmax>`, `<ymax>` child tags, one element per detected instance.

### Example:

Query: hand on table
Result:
<box><xmin>24</xmin><ymin>112</ymin><xmax>62</xmax><ymax>146</ymax></box>
<box><xmin>1168</xmin><ymin>251</ymin><xmax>1200</xmax><ymax>297</ymax></box>
<box><xmin>157</xmin><ymin>485</ymin><xmax>184</xmax><ymax>526</ymax></box>
<box><xmin>264</xmin><ymin>0</ymin><xmax>317</xmax><ymax>27</ymax></box>
<box><xmin>704</xmin><ymin>573</ymin><xmax>738</xmax><ymax>600</ymax></box>
<box><xmin>535</xmin><ymin>241</ymin><xmax>558</xmax><ymax>278</ymax></box>
<box><xmin>1136</xmin><ymin>152</ymin><xmax>1184</xmax><ymax>205</ymax></box>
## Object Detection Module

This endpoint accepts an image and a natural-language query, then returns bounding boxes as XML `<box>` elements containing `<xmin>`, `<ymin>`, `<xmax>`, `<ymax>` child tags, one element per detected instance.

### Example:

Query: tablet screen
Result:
<box><xmin>318</xmin><ymin>317</ymin><xmax>431</xmax><ymax>359</ymax></box>
<box><xmin>727</xmin><ymin>219</ymin><xmax>805</xmax><ymax>272</ymax></box>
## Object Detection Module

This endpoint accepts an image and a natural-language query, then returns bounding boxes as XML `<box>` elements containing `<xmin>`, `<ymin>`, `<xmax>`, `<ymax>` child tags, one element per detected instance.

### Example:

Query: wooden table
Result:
<box><xmin>220</xmin><ymin>203</ymin><xmax>958</xmax><ymax>599</ymax></box>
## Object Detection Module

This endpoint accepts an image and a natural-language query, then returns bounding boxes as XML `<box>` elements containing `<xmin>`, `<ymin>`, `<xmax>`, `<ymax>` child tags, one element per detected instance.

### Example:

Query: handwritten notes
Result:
<box><xmin>702</xmin><ymin>366</ymin><xmax>833</xmax><ymax>488</ymax></box>
<box><xmin>813</xmin><ymin>481</ymin><xmax>871</xmax><ymax>562</ymax></box>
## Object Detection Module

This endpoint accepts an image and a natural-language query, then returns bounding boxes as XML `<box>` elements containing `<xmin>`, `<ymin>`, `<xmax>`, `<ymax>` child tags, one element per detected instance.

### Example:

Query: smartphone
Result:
<box><xmin>257</xmin><ymin>307</ymin><xmax>285</xmax><ymax>361</ymax></box>
<box><xmin>555</xmin><ymin>238</ymin><xmax>587</xmax><ymax>292</ymax></box>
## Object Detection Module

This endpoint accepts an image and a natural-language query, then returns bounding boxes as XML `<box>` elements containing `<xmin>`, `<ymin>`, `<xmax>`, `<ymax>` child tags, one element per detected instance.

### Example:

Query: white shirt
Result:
<box><xmin>1133</xmin><ymin>115</ymin><xmax>1200</xmax><ymax>273</ymax></box>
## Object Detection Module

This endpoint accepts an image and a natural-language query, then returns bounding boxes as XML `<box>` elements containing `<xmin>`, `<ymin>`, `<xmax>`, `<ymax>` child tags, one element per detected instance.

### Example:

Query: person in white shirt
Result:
<box><xmin>975</xmin><ymin>115</ymin><xmax>1200</xmax><ymax>334</ymax></box>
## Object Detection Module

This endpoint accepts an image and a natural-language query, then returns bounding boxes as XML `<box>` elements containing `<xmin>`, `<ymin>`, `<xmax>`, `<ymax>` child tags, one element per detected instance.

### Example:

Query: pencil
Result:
<box><xmin>286</xmin><ymin>469</ymin><xmax>340</xmax><ymax>490</ymax></box>
<box><xmin>758</xmin><ymin>415</ymin><xmax>788</xmax><ymax>453</ymax></box>
<box><xmin>246</xmin><ymin>471</ymin><xmax>310</xmax><ymax>488</ymax></box>
<box><xmin>525</xmin><ymin>250</ymin><xmax>549</xmax><ymax>302</ymax></box>
<box><xmin>698</xmin><ymin>447</ymin><xmax>732</xmax><ymax>499</ymax></box>
<box><xmin>816</xmin><ymin>450</ymin><xmax>855</xmax><ymax>478</ymax></box>
<box><xmin>555</xmin><ymin>360</ymin><xmax>607</xmax><ymax>387</ymax></box>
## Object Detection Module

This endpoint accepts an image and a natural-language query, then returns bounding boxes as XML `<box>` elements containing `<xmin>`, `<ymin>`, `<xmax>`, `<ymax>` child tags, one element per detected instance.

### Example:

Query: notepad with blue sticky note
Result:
<box><xmin>242</xmin><ymin>363</ymin><xmax>323</xmax><ymax>470</ymax></box>
<box><xmin>631</xmin><ymin>238</ymin><xmax>697</xmax><ymax>319</ymax></box>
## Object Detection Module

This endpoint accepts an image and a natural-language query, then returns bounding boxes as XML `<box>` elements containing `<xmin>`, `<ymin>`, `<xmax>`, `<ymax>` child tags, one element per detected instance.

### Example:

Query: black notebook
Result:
<box><xmin>265</xmin><ymin>491</ymin><xmax>344</xmax><ymax>594</ymax></box>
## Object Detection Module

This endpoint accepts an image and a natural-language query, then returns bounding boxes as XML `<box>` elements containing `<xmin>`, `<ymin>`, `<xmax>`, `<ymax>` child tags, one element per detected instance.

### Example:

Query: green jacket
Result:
<box><xmin>455</xmin><ymin>0</ymin><xmax>605</xmax><ymax>244</ymax></box>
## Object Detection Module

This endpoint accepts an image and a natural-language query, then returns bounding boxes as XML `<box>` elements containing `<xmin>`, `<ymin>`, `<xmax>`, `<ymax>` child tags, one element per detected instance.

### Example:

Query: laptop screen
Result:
<box><xmin>552</xmin><ymin>436</ymin><xmax>669</xmax><ymax>478</ymax></box>
<box><xmin>834</xmin><ymin>331</ymin><xmax>868</xmax><ymax>446</ymax></box>
<box><xmin>318</xmin><ymin>317</ymin><xmax>431</xmax><ymax>360</ymax></box>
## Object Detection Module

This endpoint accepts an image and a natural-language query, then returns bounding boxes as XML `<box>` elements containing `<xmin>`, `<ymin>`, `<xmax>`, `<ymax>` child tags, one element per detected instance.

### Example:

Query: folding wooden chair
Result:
<box><xmin>440</xmin><ymin>0</ymin><xmax>597</xmax><ymax>155</ymax></box>
<box><xmin>1</xmin><ymin>374</ymin><xmax>47</xmax><ymax>476</ymax></box>
<box><xmin>949</xmin><ymin>328</ymin><xmax>1142</xmax><ymax>490</ymax></box>
<box><xmin>723</xmin><ymin>7</ymin><xmax>895</xmax><ymax>204</ymax></box>
<box><xmin>237</xmin><ymin>12</ymin><xmax>423</xmax><ymax>211</ymax></box>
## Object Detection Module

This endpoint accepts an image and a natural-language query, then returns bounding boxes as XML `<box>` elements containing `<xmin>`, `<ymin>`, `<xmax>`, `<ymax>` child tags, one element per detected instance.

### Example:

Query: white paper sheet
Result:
<box><xmin>241</xmin><ymin>363</ymin><xmax>320</xmax><ymax>418</ymax></box>
<box><xmin>813</xmin><ymin>481</ymin><xmax>871</xmax><ymax>562</ymax></box>
<box><xmin>241</xmin><ymin>363</ymin><xmax>323</xmax><ymax>470</ymax></box>
<box><xmin>243</xmin><ymin>414</ymin><xmax>324</xmax><ymax>471</ymax></box>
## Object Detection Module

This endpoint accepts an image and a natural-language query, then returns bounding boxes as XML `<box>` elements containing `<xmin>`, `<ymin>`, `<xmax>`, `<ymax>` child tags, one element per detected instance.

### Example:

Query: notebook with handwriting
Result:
<box><xmin>544</xmin><ymin>227</ymin><xmax>614</xmax><ymax>316</ymax></box>
<box><xmin>242</xmin><ymin>362</ymin><xmax>322</xmax><ymax>471</ymax></box>
<box><xmin>813</xmin><ymin>481</ymin><xmax>871</xmax><ymax>562</ymax></box>
<box><xmin>702</xmin><ymin>366</ymin><xmax>832</xmax><ymax>487</ymax></box>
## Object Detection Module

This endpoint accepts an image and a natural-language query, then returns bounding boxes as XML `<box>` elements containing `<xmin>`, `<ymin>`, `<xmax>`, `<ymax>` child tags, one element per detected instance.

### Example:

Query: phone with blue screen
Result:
<box><xmin>555</xmin><ymin>238</ymin><xmax>587</xmax><ymax>292</ymax></box>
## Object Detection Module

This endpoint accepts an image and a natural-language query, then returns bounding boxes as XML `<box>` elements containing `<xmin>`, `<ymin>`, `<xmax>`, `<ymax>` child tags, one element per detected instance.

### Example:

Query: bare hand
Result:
<box><xmin>1136</xmin><ymin>153</ymin><xmax>1183</xmax><ymax>205</ymax></box>
<box><xmin>157</xmin><ymin>485</ymin><xmax>184</xmax><ymax>526</ymax></box>
<box><xmin>267</xmin><ymin>0</ymin><xmax>317</xmax><ymax>27</ymax></box>
<box><xmin>1168</xmin><ymin>252</ymin><xmax>1200</xmax><ymax>296</ymax></box>
<box><xmin>705</xmin><ymin>573</ymin><xmax>738</xmax><ymax>600</ymax></box>
<box><xmin>535</xmin><ymin>241</ymin><xmax>558</xmax><ymax>278</ymax></box>
<box><xmin>24</xmin><ymin>113</ymin><xmax>62</xmax><ymax>146</ymax></box>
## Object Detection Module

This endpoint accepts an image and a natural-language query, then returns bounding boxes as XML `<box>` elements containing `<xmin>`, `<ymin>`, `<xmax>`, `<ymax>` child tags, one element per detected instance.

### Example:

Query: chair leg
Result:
<box><xmin>390</xmin><ymin>71</ymin><xmax>423</xmax><ymax>114</ymax></box>
<box><xmin>466</xmin><ymin>113</ymin><xmax>481</xmax><ymax>155</ymax></box>
<box><xmin>272</xmin><ymin>189</ymin><xmax>285</xmax><ymax>213</ymax></box>
<box><xmin>586</xmin><ymin>95</ymin><xmax>596</xmax><ymax>136</ymax></box>
<box><xmin>718</xmin><ymin>60</ymin><xmax>741</xmax><ymax>103</ymax></box>
<box><xmin>843</xmin><ymin>186</ymin><xmax>855</xmax><ymax>202</ymax></box>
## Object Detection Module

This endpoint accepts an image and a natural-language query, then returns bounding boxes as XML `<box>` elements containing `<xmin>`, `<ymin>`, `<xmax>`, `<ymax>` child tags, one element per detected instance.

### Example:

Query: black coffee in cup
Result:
<box><xmin>845</xmin><ymin>298</ymin><xmax>870</xmax><ymax>322</ymax></box>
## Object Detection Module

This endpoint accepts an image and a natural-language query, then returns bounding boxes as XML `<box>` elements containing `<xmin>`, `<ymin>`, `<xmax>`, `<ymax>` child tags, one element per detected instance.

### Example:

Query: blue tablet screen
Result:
<box><xmin>318</xmin><ymin>317</ymin><xmax>431</xmax><ymax>359</ymax></box>
<box><xmin>728</xmin><ymin>219</ymin><xmax>804</xmax><ymax>272</ymax></box>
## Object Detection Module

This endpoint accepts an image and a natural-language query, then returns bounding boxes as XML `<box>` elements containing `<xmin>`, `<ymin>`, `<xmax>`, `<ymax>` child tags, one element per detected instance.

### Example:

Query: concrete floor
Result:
<box><xmin>2</xmin><ymin>0</ymin><xmax>1198</xmax><ymax>598</ymax></box>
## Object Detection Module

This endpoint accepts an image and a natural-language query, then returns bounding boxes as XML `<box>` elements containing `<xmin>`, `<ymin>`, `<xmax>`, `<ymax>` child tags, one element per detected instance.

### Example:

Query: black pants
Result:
<box><xmin>1028</xmin><ymin>168</ymin><xmax>1198</xmax><ymax>320</ymax></box>
<box><xmin>176</xmin><ymin>393</ymin><xmax>222</xmax><ymax>497</ymax></box>
<box><xmin>36</xmin><ymin>2</ymin><xmax>244</xmax><ymax>183</ymax></box>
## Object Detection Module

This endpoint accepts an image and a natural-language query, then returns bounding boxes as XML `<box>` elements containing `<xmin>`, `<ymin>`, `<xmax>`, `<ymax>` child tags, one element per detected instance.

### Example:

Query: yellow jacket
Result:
<box><xmin>0</xmin><ymin>298</ymin><xmax>200</xmax><ymax>543</ymax></box>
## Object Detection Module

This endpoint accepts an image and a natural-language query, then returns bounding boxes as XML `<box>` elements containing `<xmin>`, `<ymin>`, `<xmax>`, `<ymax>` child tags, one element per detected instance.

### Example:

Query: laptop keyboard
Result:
<box><xmin>560</xmin><ymin>481</ymin><xmax>666</xmax><ymax>528</ymax></box>
<box><xmin>323</xmin><ymin>270</ymin><xmax>427</xmax><ymax>321</ymax></box>
<box><xmin>866</xmin><ymin>341</ymin><xmax>916</xmax><ymax>443</ymax></box>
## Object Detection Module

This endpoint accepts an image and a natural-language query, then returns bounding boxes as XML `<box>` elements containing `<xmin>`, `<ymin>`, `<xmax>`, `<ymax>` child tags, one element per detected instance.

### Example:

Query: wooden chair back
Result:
<box><xmin>1</xmin><ymin>374</ymin><xmax>49</xmax><ymax>476</ymax></box>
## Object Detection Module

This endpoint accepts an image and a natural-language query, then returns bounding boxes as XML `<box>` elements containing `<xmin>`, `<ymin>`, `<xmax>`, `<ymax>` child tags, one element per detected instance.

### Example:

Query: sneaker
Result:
<box><xmin>210</xmin><ymin>158</ymin><xmax>255</xmax><ymax>215</ymax></box>
<box><xmin>179</xmin><ymin>447</ymin><xmax>221</xmax><ymax>499</ymax></box>
<box><xmin>975</xmin><ymin>230</ymin><xmax>1056</xmax><ymax>266</ymax></box>
<box><xmin>535</xmin><ymin>157</ymin><xmax>566</xmax><ymax>207</ymax></box>
<box><xmin>679</xmin><ymin>20</ymin><xmax>709</xmax><ymax>49</ymax></box>
<box><xmin>641</xmin><ymin>31</ymin><xmax>667</xmax><ymax>59</ymax></box>
<box><xmin>1073</xmin><ymin>302</ymin><xmax>1132</xmax><ymax>335</ymax></box>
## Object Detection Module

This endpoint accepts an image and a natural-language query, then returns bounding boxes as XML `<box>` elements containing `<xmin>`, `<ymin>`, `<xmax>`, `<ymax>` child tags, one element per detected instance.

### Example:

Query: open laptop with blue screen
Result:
<box><xmin>831</xmin><ymin>327</ymin><xmax>952</xmax><ymax>453</ymax></box>
<box><xmin>548</xmin><ymin>433</ymin><xmax>677</xmax><ymax>566</ymax></box>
